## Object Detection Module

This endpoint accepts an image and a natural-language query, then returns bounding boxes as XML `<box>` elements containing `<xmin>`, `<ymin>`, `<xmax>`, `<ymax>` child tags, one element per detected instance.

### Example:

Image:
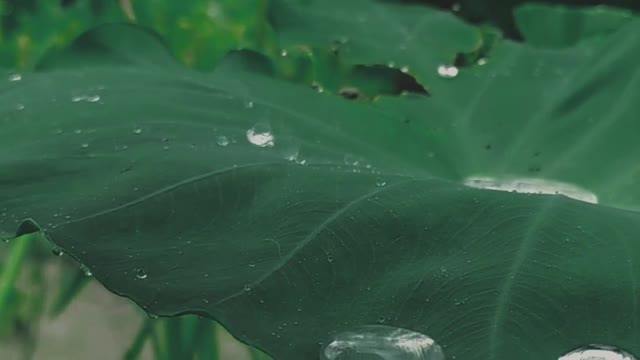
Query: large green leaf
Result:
<box><xmin>2</xmin><ymin>8</ymin><xmax>640</xmax><ymax>360</ymax></box>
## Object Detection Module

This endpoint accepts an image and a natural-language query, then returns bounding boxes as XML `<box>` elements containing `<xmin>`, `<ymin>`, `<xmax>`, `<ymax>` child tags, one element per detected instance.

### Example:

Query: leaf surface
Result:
<box><xmin>2</xmin><ymin>9</ymin><xmax>640</xmax><ymax>360</ymax></box>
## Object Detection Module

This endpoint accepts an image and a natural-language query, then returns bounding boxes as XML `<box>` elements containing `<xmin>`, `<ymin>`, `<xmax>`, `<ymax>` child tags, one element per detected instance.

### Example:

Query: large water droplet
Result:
<box><xmin>246</xmin><ymin>124</ymin><xmax>275</xmax><ymax>147</ymax></box>
<box><xmin>216</xmin><ymin>135</ymin><xmax>230</xmax><ymax>147</ymax></box>
<box><xmin>464</xmin><ymin>176</ymin><xmax>598</xmax><ymax>204</ymax></box>
<box><xmin>320</xmin><ymin>325</ymin><xmax>444</xmax><ymax>360</ymax></box>
<box><xmin>559</xmin><ymin>345</ymin><xmax>637</xmax><ymax>360</ymax></box>
<box><xmin>8</xmin><ymin>73</ymin><xmax>21</xmax><ymax>82</ymax></box>
<box><xmin>136</xmin><ymin>268</ymin><xmax>148</xmax><ymax>279</ymax></box>
<box><xmin>437</xmin><ymin>65</ymin><xmax>458</xmax><ymax>79</ymax></box>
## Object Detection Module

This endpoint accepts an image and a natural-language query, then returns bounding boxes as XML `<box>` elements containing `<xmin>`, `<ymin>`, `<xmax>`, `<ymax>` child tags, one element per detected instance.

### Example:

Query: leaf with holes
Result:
<box><xmin>2</xmin><ymin>5</ymin><xmax>640</xmax><ymax>360</ymax></box>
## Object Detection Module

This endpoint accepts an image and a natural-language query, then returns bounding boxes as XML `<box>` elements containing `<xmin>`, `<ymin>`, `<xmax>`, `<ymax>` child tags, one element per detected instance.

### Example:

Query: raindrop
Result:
<box><xmin>52</xmin><ymin>247</ymin><xmax>64</xmax><ymax>256</ymax></box>
<box><xmin>388</xmin><ymin>61</ymin><xmax>396</xmax><ymax>68</ymax></box>
<box><xmin>136</xmin><ymin>268</ymin><xmax>148</xmax><ymax>279</ymax></box>
<box><xmin>244</xmin><ymin>100</ymin><xmax>254</xmax><ymax>109</ymax></box>
<box><xmin>280</xmin><ymin>49</ymin><xmax>288</xmax><ymax>57</ymax></box>
<box><xmin>559</xmin><ymin>345</ymin><xmax>636</xmax><ymax>360</ymax></box>
<box><xmin>248</xmin><ymin>263</ymin><xmax>256</xmax><ymax>268</ymax></box>
<box><xmin>401</xmin><ymin>66</ymin><xmax>410</xmax><ymax>73</ymax></box>
<box><xmin>133</xmin><ymin>128</ymin><xmax>143</xmax><ymax>135</ymax></box>
<box><xmin>87</xmin><ymin>95</ymin><xmax>100</xmax><ymax>102</ymax></box>
<box><xmin>311</xmin><ymin>81</ymin><xmax>324</xmax><ymax>93</ymax></box>
<box><xmin>246</xmin><ymin>124</ymin><xmax>275</xmax><ymax>147</ymax></box>
<box><xmin>8</xmin><ymin>73</ymin><xmax>21</xmax><ymax>81</ymax></box>
<box><xmin>477</xmin><ymin>58</ymin><xmax>488</xmax><ymax>66</ymax></box>
<box><xmin>81</xmin><ymin>264</ymin><xmax>93</xmax><ymax>277</ymax></box>
<box><xmin>81</xmin><ymin>143</ymin><xmax>89</xmax><ymax>148</ymax></box>
<box><xmin>243</xmin><ymin>284</ymin><xmax>252</xmax><ymax>292</ymax></box>
<box><xmin>216</xmin><ymin>135</ymin><xmax>230</xmax><ymax>147</ymax></box>
<box><xmin>437</xmin><ymin>64</ymin><xmax>459</xmax><ymax>79</ymax></box>
<box><xmin>376</xmin><ymin>177</ymin><xmax>387</xmax><ymax>187</ymax></box>
<box><xmin>320</xmin><ymin>325</ymin><xmax>444</xmax><ymax>360</ymax></box>
<box><xmin>16</xmin><ymin>104</ymin><xmax>24</xmax><ymax>110</ymax></box>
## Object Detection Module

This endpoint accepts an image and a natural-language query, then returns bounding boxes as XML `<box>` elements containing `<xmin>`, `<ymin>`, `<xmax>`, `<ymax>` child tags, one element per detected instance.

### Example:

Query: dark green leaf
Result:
<box><xmin>514</xmin><ymin>4</ymin><xmax>634</xmax><ymax>47</ymax></box>
<box><xmin>2</xmin><ymin>14</ymin><xmax>640</xmax><ymax>360</ymax></box>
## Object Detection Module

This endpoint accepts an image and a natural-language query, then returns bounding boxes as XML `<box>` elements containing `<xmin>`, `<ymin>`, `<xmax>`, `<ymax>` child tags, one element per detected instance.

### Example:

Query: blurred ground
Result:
<box><xmin>0</xmin><ymin>262</ymin><xmax>250</xmax><ymax>360</ymax></box>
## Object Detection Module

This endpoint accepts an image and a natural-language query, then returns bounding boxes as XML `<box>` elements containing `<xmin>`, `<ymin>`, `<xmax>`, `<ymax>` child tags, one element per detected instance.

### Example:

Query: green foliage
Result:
<box><xmin>2</xmin><ymin>1</ymin><xmax>640</xmax><ymax>360</ymax></box>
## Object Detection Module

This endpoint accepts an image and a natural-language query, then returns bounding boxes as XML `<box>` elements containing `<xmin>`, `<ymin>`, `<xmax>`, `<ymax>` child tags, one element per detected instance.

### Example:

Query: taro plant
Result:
<box><xmin>2</xmin><ymin>0</ymin><xmax>640</xmax><ymax>359</ymax></box>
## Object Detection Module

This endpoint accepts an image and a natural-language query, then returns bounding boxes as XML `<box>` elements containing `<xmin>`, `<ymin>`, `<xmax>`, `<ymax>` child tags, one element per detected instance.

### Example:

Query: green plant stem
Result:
<box><xmin>124</xmin><ymin>318</ymin><xmax>153</xmax><ymax>360</ymax></box>
<box><xmin>0</xmin><ymin>233</ymin><xmax>35</xmax><ymax>329</ymax></box>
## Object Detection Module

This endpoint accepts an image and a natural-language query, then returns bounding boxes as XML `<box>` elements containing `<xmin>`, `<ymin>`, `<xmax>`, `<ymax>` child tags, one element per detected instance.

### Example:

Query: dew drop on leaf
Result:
<box><xmin>246</xmin><ymin>125</ymin><xmax>275</xmax><ymax>147</ymax></box>
<box><xmin>136</xmin><ymin>268</ymin><xmax>148</xmax><ymax>279</ymax></box>
<box><xmin>81</xmin><ymin>264</ymin><xmax>93</xmax><ymax>277</ymax></box>
<box><xmin>52</xmin><ymin>247</ymin><xmax>64</xmax><ymax>257</ymax></box>
<box><xmin>81</xmin><ymin>143</ymin><xmax>89</xmax><ymax>148</ymax></box>
<box><xmin>401</xmin><ymin>66</ymin><xmax>410</xmax><ymax>73</ymax></box>
<box><xmin>477</xmin><ymin>58</ymin><xmax>488</xmax><ymax>66</ymax></box>
<box><xmin>244</xmin><ymin>100</ymin><xmax>254</xmax><ymax>109</ymax></box>
<box><xmin>16</xmin><ymin>104</ymin><xmax>24</xmax><ymax>110</ymax></box>
<box><xmin>243</xmin><ymin>284</ymin><xmax>252</xmax><ymax>292</ymax></box>
<box><xmin>8</xmin><ymin>73</ymin><xmax>21</xmax><ymax>82</ymax></box>
<box><xmin>216</xmin><ymin>135</ymin><xmax>230</xmax><ymax>147</ymax></box>
<box><xmin>280</xmin><ymin>49</ymin><xmax>288</xmax><ymax>57</ymax></box>
<box><xmin>558</xmin><ymin>345</ymin><xmax>637</xmax><ymax>360</ymax></box>
<box><xmin>133</xmin><ymin>128</ymin><xmax>143</xmax><ymax>135</ymax></box>
<box><xmin>320</xmin><ymin>325</ymin><xmax>444</xmax><ymax>360</ymax></box>
<box><xmin>376</xmin><ymin>177</ymin><xmax>387</xmax><ymax>187</ymax></box>
<box><xmin>437</xmin><ymin>64</ymin><xmax>459</xmax><ymax>79</ymax></box>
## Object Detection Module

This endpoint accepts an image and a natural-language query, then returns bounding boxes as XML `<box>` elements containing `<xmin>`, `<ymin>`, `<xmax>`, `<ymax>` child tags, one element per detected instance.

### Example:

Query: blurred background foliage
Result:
<box><xmin>1</xmin><ymin>0</ymin><xmax>640</xmax><ymax>359</ymax></box>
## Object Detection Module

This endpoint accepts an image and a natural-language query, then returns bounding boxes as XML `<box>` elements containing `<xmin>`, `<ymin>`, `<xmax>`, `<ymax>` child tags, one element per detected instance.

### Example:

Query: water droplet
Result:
<box><xmin>243</xmin><ymin>284</ymin><xmax>252</xmax><ymax>292</ymax></box>
<box><xmin>133</xmin><ymin>128</ymin><xmax>143</xmax><ymax>135</ymax></box>
<box><xmin>248</xmin><ymin>263</ymin><xmax>256</xmax><ymax>268</ymax></box>
<box><xmin>437</xmin><ymin>64</ymin><xmax>459</xmax><ymax>79</ymax></box>
<box><xmin>216</xmin><ymin>135</ymin><xmax>230</xmax><ymax>147</ymax></box>
<box><xmin>246</xmin><ymin>124</ymin><xmax>275</xmax><ymax>147</ymax></box>
<box><xmin>81</xmin><ymin>265</ymin><xmax>93</xmax><ymax>277</ymax></box>
<box><xmin>376</xmin><ymin>177</ymin><xmax>387</xmax><ymax>187</ymax></box>
<box><xmin>136</xmin><ymin>268</ymin><xmax>148</xmax><ymax>279</ymax></box>
<box><xmin>320</xmin><ymin>325</ymin><xmax>444</xmax><ymax>360</ymax></box>
<box><xmin>52</xmin><ymin>247</ymin><xmax>64</xmax><ymax>256</ymax></box>
<box><xmin>311</xmin><ymin>81</ymin><xmax>324</xmax><ymax>93</ymax></box>
<box><xmin>81</xmin><ymin>143</ymin><xmax>89</xmax><ymax>148</ymax></box>
<box><xmin>280</xmin><ymin>49</ymin><xmax>288</xmax><ymax>57</ymax></box>
<box><xmin>477</xmin><ymin>58</ymin><xmax>488</xmax><ymax>66</ymax></box>
<box><xmin>401</xmin><ymin>66</ymin><xmax>410</xmax><ymax>73</ymax></box>
<box><xmin>559</xmin><ymin>345</ymin><xmax>637</xmax><ymax>360</ymax></box>
<box><xmin>244</xmin><ymin>100</ymin><xmax>254</xmax><ymax>109</ymax></box>
<box><xmin>8</xmin><ymin>73</ymin><xmax>21</xmax><ymax>81</ymax></box>
<box><xmin>16</xmin><ymin>103</ymin><xmax>24</xmax><ymax>110</ymax></box>
<box><xmin>203</xmin><ymin>273</ymin><xmax>209</xmax><ymax>278</ymax></box>
<box><xmin>86</xmin><ymin>95</ymin><xmax>100</xmax><ymax>102</ymax></box>
<box><xmin>388</xmin><ymin>61</ymin><xmax>396</xmax><ymax>68</ymax></box>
